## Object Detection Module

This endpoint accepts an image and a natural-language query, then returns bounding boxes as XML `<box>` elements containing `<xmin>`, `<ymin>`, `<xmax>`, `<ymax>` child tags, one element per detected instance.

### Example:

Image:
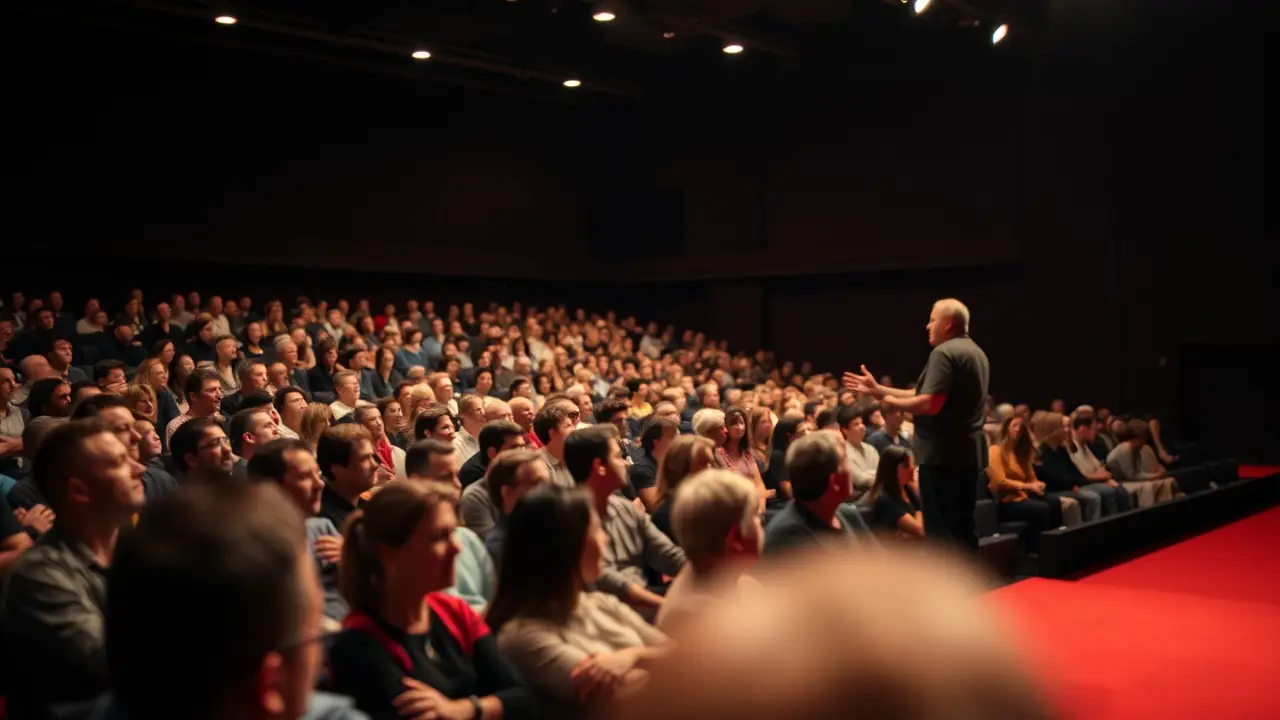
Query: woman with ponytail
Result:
<box><xmin>327</xmin><ymin>481</ymin><xmax>536</xmax><ymax>720</ymax></box>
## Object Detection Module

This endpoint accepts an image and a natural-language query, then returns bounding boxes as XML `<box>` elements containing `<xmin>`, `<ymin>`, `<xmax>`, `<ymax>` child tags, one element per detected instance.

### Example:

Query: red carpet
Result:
<box><xmin>989</xmin><ymin>507</ymin><xmax>1280</xmax><ymax>720</ymax></box>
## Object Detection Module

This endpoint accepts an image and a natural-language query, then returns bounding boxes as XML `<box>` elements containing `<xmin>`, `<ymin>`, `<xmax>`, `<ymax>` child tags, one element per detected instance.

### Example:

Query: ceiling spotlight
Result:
<box><xmin>593</xmin><ymin>12</ymin><xmax>616</xmax><ymax>22</ymax></box>
<box><xmin>992</xmin><ymin>23</ymin><xmax>1009</xmax><ymax>44</ymax></box>
<box><xmin>723</xmin><ymin>43</ymin><xmax>744</xmax><ymax>54</ymax></box>
<box><xmin>563</xmin><ymin>79</ymin><xmax>582</xmax><ymax>88</ymax></box>
<box><xmin>214</xmin><ymin>15</ymin><xmax>237</xmax><ymax>25</ymax></box>
<box><xmin>913</xmin><ymin>0</ymin><xmax>931</xmax><ymax>14</ymax></box>
<box><xmin>662</xmin><ymin>31</ymin><xmax>676</xmax><ymax>39</ymax></box>
<box><xmin>411</xmin><ymin>49</ymin><xmax>431</xmax><ymax>60</ymax></box>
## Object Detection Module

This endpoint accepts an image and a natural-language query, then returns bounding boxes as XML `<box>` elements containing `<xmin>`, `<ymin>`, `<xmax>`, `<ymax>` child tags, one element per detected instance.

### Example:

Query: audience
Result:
<box><xmin>1</xmin><ymin>420</ymin><xmax>145</xmax><ymax>716</ymax></box>
<box><xmin>864</xmin><ymin>446</ymin><xmax>925</xmax><ymax>538</ymax></box>
<box><xmin>103</xmin><ymin>481</ymin><xmax>368</xmax><ymax>719</ymax></box>
<box><xmin>658</xmin><ymin>469</ymin><xmax>763</xmax><ymax>633</ymax></box>
<box><xmin>327</xmin><ymin>481</ymin><xmax>537</xmax><ymax>720</ymax></box>
<box><xmin>763</xmin><ymin>431</ymin><xmax>874</xmax><ymax>554</ymax></box>
<box><xmin>0</xmin><ymin>286</ymin><xmax>1232</xmax><ymax>720</ymax></box>
<box><xmin>247</xmin><ymin>437</ymin><xmax>349</xmax><ymax>626</ymax></box>
<box><xmin>489</xmin><ymin>486</ymin><xmax>672</xmax><ymax>718</ymax></box>
<box><xmin>564</xmin><ymin>425</ymin><xmax>686</xmax><ymax>617</ymax></box>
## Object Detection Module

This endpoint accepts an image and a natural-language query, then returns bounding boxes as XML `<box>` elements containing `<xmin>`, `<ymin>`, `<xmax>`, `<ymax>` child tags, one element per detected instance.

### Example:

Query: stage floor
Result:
<box><xmin>988</xmin><ymin>506</ymin><xmax>1280</xmax><ymax>719</ymax></box>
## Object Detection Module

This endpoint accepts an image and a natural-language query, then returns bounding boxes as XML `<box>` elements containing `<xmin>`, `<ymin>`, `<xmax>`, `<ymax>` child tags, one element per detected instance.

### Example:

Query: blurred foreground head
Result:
<box><xmin>615</xmin><ymin>549</ymin><xmax>1053</xmax><ymax>720</ymax></box>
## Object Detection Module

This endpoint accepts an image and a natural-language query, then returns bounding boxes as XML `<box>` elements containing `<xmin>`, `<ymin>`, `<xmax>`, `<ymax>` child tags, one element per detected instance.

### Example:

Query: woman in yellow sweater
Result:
<box><xmin>987</xmin><ymin>415</ymin><xmax>1063</xmax><ymax>537</ymax></box>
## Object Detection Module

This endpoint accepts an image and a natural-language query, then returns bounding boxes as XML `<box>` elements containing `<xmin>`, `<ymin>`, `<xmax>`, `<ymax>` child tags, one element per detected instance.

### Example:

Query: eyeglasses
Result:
<box><xmin>199</xmin><ymin>436</ymin><xmax>232</xmax><ymax>450</ymax></box>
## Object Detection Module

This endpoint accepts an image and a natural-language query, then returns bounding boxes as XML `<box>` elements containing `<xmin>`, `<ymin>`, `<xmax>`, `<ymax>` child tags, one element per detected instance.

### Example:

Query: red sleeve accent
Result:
<box><xmin>341</xmin><ymin>611</ymin><xmax>413</xmax><ymax>673</ymax></box>
<box><xmin>425</xmin><ymin>592</ymin><xmax>491</xmax><ymax>656</ymax></box>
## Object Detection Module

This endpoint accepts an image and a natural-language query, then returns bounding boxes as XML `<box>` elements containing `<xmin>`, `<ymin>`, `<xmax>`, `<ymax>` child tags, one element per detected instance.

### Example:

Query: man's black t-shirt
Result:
<box><xmin>912</xmin><ymin>336</ymin><xmax>990</xmax><ymax>469</ymax></box>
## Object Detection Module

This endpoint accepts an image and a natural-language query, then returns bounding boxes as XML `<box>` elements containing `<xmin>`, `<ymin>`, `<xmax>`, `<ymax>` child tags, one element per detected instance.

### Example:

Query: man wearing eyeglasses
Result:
<box><xmin>169</xmin><ymin>416</ymin><xmax>235</xmax><ymax>481</ymax></box>
<box><xmin>104</xmin><ymin>482</ymin><xmax>368</xmax><ymax>719</ymax></box>
<box><xmin>532</xmin><ymin>399</ymin><xmax>580</xmax><ymax>489</ymax></box>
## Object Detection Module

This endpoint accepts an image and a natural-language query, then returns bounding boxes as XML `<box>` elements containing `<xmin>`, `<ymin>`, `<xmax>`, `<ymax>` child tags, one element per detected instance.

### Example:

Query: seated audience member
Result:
<box><xmin>377</xmin><ymin>396</ymin><xmax>410</xmax><ymax>450</ymax></box>
<box><xmin>25</xmin><ymin>377</ymin><xmax>73</xmax><ymax>420</ymax></box>
<box><xmin>814</xmin><ymin>408</ymin><xmax>839</xmax><ymax>432</ymax></box>
<box><xmin>866</xmin><ymin>403</ymin><xmax>910</xmax><ymax>453</ymax></box>
<box><xmin>1034</xmin><ymin>411</ymin><xmax>1130</xmax><ymax>518</ymax></box>
<box><xmin>489</xmin><ymin>486</ymin><xmax>672</xmax><ymax>717</ymax></box>
<box><xmin>275</xmin><ymin>386</ymin><xmax>309</xmax><ymax>440</ymax></box>
<box><xmin>657</xmin><ymin>469</ymin><xmax>764</xmax><ymax>633</ymax></box>
<box><xmin>355</xmin><ymin>405</ymin><xmax>405</xmax><ymax>479</ymax></box>
<box><xmin>247</xmin><ymin>437</ymin><xmax>349</xmax><ymax>625</ymax></box>
<box><xmin>1028</xmin><ymin>412</ymin><xmax>1101</xmax><ymax>523</ymax></box>
<box><xmin>105</xmin><ymin>481</ymin><xmax>366</xmax><ymax>720</ymax></box>
<box><xmin>630</xmin><ymin>415</ymin><xmax>680</xmax><ymax>511</ymax></box>
<box><xmin>481</xmin><ymin>449</ymin><xmax>550</xmax><ymax>567</ymax></box>
<box><xmin>595</xmin><ymin>398</ymin><xmax>634</xmax><ymax>460</ymax></box>
<box><xmin>762</xmin><ymin>417</ymin><xmax>808</xmax><ymax>507</ymax></box>
<box><xmin>120</xmin><ymin>383</ymin><xmax>158</xmax><ymax>425</ymax></box>
<box><xmin>317</xmin><ymin>424</ymin><xmax>384</xmax><ymax>530</ymax></box>
<box><xmin>330</xmin><ymin>370</ymin><xmax>367</xmax><ymax>421</ymax></box>
<box><xmin>483</xmin><ymin>396</ymin><xmax>515</xmax><ymax>424</ymax></box>
<box><xmin>0</xmin><ymin>367</ymin><xmax>25</xmax><ymax>476</ymax></box>
<box><xmin>71</xmin><ymin>393</ymin><xmax>179</xmax><ymax>502</ymax></box>
<box><xmin>0</xmin><ymin>420</ymin><xmax>145</xmax><ymax>716</ymax></box>
<box><xmin>367</xmin><ymin>347</ymin><xmax>404</xmax><ymax>401</ymax></box>
<box><xmin>169</xmin><ymin>416</ymin><xmax>236</xmax><ymax>482</ymax></box>
<box><xmin>308</xmin><ymin>339</ymin><xmax>340</xmax><ymax>402</ymax></box>
<box><xmin>612</xmin><ymin>553</ymin><xmax>1051</xmax><ymax>720</ymax></box>
<box><xmin>565</xmin><ymin>425</ymin><xmax>686</xmax><ymax>617</ymax></box>
<box><xmin>836</xmin><ymin>405</ymin><xmax>879</xmax><ymax>502</ymax></box>
<box><xmin>229</xmin><ymin>405</ymin><xmax>282</xmax><ymax>474</ymax></box>
<box><xmin>403</xmin><ymin>440</ymin><xmax>494</xmax><ymax>613</ymax></box>
<box><xmin>165</xmin><ymin>367</ymin><xmax>224</xmax><ymax>446</ymax></box>
<box><xmin>865</xmin><ymin>446</ymin><xmax>924</xmax><ymax>538</ymax></box>
<box><xmin>5</xmin><ymin>417</ymin><xmax>66</xmax><ymax>516</ymax></box>
<box><xmin>650</xmin><ymin>435</ymin><xmax>718</xmax><ymax>541</ymax></box>
<box><xmin>1063</xmin><ymin>412</ymin><xmax>1132</xmax><ymax>514</ymax></box>
<box><xmin>763</xmin><ymin>431</ymin><xmax>873</xmax><ymax>555</ymax></box>
<box><xmin>715</xmin><ymin>407</ymin><xmax>770</xmax><ymax>512</ymax></box>
<box><xmin>413</xmin><ymin>402</ymin><xmax>456</xmax><ymax>443</ymax></box>
<box><xmin>987</xmin><ymin>415</ymin><xmax>1071</xmax><ymax>534</ymax></box>
<box><xmin>1106</xmin><ymin>419</ymin><xmax>1178</xmax><ymax>507</ymax></box>
<box><xmin>300</xmin><ymin>402</ymin><xmax>334</xmax><ymax>449</ymax></box>
<box><xmin>460</xmin><ymin>421</ymin><xmax>526</xmax><ymax>490</ymax></box>
<box><xmin>453</xmin><ymin>394</ymin><xmax>485</xmax><ymax>462</ymax></box>
<box><xmin>0</xmin><ymin>482</ymin><xmax>37</xmax><ymax>574</ymax></box>
<box><xmin>327</xmin><ymin>481</ymin><xmax>537</xmax><ymax>720</ymax></box>
<box><xmin>220</xmin><ymin>358</ymin><xmax>271</xmax><ymax>416</ymax></box>
<box><xmin>458</xmin><ymin>426</ymin><xmax>531</xmax><ymax>540</ymax></box>
<box><xmin>133</xmin><ymin>417</ymin><xmax>165</xmax><ymax>473</ymax></box>
<box><xmin>532</xmin><ymin>399</ymin><xmax>579</xmax><ymax>489</ymax></box>
<box><xmin>510</xmin><ymin>396</ymin><xmax>540</xmax><ymax>448</ymax></box>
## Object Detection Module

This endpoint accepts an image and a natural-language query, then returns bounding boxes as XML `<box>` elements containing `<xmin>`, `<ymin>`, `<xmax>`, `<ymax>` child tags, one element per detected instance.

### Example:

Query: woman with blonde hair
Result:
<box><xmin>405</xmin><ymin>383</ymin><xmax>438</xmax><ymax>424</ymax></box>
<box><xmin>650</xmin><ymin>436</ymin><xmax>717</xmax><ymax>540</ymax></box>
<box><xmin>121</xmin><ymin>384</ymin><xmax>158</xmax><ymax>424</ymax></box>
<box><xmin>134</xmin><ymin>356</ymin><xmax>181</xmax><ymax>437</ymax></box>
<box><xmin>328</xmin><ymin>481</ymin><xmax>535</xmax><ymax>720</ymax></box>
<box><xmin>299</xmin><ymin>402</ymin><xmax>333</xmax><ymax>450</ymax></box>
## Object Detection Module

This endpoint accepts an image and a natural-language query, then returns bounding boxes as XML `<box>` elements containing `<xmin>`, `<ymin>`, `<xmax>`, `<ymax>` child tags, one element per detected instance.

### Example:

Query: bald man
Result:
<box><xmin>507</xmin><ymin>396</ymin><xmax>540</xmax><ymax>449</ymax></box>
<box><xmin>845</xmin><ymin>299</ymin><xmax>990</xmax><ymax>553</ymax></box>
<box><xmin>614</xmin><ymin>551</ymin><xmax>1049</xmax><ymax>720</ymax></box>
<box><xmin>483</xmin><ymin>397</ymin><xmax>513</xmax><ymax>424</ymax></box>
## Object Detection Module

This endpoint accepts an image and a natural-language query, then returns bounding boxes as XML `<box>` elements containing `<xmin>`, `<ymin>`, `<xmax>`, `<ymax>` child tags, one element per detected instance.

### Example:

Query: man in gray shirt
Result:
<box><xmin>565</xmin><ymin>425</ymin><xmax>685</xmax><ymax>619</ymax></box>
<box><xmin>845</xmin><ymin>299</ymin><xmax>990</xmax><ymax>553</ymax></box>
<box><xmin>1</xmin><ymin>419</ymin><xmax>146</xmax><ymax>716</ymax></box>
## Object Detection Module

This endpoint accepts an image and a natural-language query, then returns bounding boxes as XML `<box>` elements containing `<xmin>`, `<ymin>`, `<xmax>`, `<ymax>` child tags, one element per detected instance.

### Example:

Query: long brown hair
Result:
<box><xmin>339</xmin><ymin>481</ymin><xmax>451</xmax><ymax>615</ymax></box>
<box><xmin>998</xmin><ymin>415</ymin><xmax>1034</xmax><ymax>471</ymax></box>
<box><xmin>655</xmin><ymin>435</ymin><xmax>716</xmax><ymax>504</ymax></box>
<box><xmin>746</xmin><ymin>406</ymin><xmax>774</xmax><ymax>471</ymax></box>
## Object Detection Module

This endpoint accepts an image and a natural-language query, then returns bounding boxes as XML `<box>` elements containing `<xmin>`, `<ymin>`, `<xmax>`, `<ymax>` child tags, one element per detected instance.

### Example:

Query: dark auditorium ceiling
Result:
<box><xmin>13</xmin><ymin>0</ymin><xmax>1041</xmax><ymax>103</ymax></box>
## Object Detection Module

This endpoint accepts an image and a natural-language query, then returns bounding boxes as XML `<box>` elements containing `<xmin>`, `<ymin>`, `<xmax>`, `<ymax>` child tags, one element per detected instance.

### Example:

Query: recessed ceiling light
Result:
<box><xmin>992</xmin><ymin>24</ymin><xmax>1009</xmax><ymax>44</ymax></box>
<box><xmin>913</xmin><ymin>0</ymin><xmax>931</xmax><ymax>14</ymax></box>
<box><xmin>214</xmin><ymin>15</ymin><xmax>237</xmax><ymax>25</ymax></box>
<box><xmin>663</xmin><ymin>31</ymin><xmax>676</xmax><ymax>39</ymax></box>
<box><xmin>593</xmin><ymin>12</ymin><xmax>616</xmax><ymax>22</ymax></box>
<box><xmin>563</xmin><ymin>79</ymin><xmax>582</xmax><ymax>88</ymax></box>
<box><xmin>723</xmin><ymin>43</ymin><xmax>744</xmax><ymax>54</ymax></box>
<box><xmin>412</xmin><ymin>50</ymin><xmax>431</xmax><ymax>60</ymax></box>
